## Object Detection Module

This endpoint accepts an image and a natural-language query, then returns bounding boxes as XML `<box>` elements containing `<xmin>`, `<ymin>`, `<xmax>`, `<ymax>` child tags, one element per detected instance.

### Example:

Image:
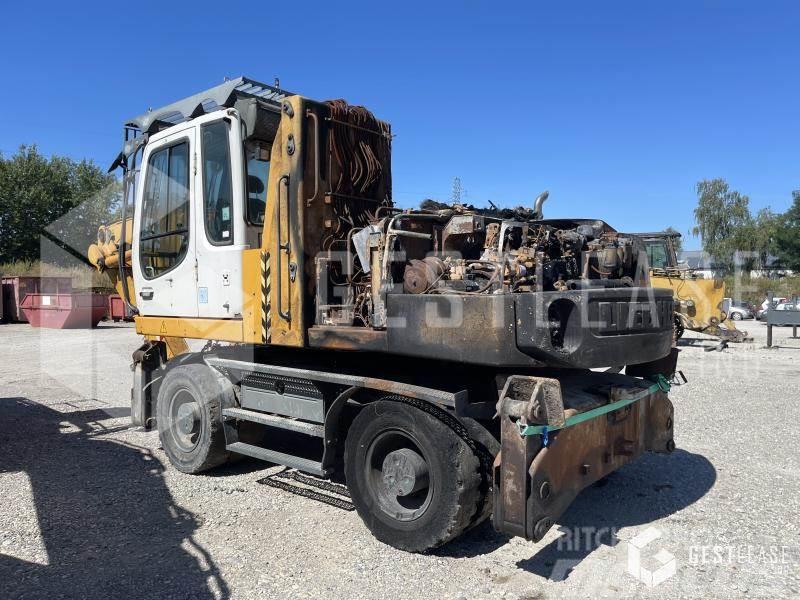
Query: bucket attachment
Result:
<box><xmin>492</xmin><ymin>373</ymin><xmax>674</xmax><ymax>541</ymax></box>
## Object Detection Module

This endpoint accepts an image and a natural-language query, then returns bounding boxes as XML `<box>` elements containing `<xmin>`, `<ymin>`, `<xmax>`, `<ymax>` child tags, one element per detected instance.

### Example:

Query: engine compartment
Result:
<box><xmin>315</xmin><ymin>205</ymin><xmax>650</xmax><ymax>329</ymax></box>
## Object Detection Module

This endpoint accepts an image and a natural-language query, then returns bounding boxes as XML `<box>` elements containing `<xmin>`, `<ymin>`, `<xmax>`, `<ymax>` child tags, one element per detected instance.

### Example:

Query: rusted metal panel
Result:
<box><xmin>378</xmin><ymin>289</ymin><xmax>674</xmax><ymax>369</ymax></box>
<box><xmin>308</xmin><ymin>325</ymin><xmax>388</xmax><ymax>351</ymax></box>
<box><xmin>498</xmin><ymin>376</ymin><xmax>565</xmax><ymax>428</ymax></box>
<box><xmin>261</xmin><ymin>95</ymin><xmax>307</xmax><ymax>348</ymax></box>
<box><xmin>203</xmin><ymin>356</ymin><xmax>460</xmax><ymax>409</ymax></box>
<box><xmin>494</xmin><ymin>373</ymin><xmax>674</xmax><ymax>541</ymax></box>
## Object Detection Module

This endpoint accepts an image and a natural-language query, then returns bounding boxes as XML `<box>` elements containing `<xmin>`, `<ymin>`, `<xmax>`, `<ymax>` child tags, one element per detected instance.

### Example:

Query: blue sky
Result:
<box><xmin>1</xmin><ymin>1</ymin><xmax>797</xmax><ymax>249</ymax></box>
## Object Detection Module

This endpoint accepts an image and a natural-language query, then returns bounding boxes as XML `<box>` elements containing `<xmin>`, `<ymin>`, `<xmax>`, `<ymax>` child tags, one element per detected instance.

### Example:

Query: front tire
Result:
<box><xmin>731</xmin><ymin>311</ymin><xmax>742</xmax><ymax>320</ymax></box>
<box><xmin>344</xmin><ymin>398</ymin><xmax>484</xmax><ymax>552</ymax></box>
<box><xmin>156</xmin><ymin>363</ymin><xmax>232</xmax><ymax>474</ymax></box>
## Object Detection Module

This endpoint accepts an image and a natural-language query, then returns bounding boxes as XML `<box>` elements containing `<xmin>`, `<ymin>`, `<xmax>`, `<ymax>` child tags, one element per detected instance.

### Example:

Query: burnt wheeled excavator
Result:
<box><xmin>89</xmin><ymin>76</ymin><xmax>678</xmax><ymax>552</ymax></box>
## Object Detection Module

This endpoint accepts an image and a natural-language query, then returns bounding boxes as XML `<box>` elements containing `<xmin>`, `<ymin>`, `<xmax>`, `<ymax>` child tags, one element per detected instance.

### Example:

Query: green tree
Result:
<box><xmin>692</xmin><ymin>179</ymin><xmax>753</xmax><ymax>270</ymax></box>
<box><xmin>774</xmin><ymin>191</ymin><xmax>800</xmax><ymax>271</ymax></box>
<box><xmin>752</xmin><ymin>207</ymin><xmax>780</xmax><ymax>267</ymax></box>
<box><xmin>0</xmin><ymin>145</ymin><xmax>118</xmax><ymax>264</ymax></box>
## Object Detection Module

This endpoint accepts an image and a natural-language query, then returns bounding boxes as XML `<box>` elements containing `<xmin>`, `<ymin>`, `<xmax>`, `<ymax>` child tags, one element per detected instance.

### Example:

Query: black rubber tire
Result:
<box><xmin>156</xmin><ymin>363</ymin><xmax>232</xmax><ymax>474</ymax></box>
<box><xmin>674</xmin><ymin>315</ymin><xmax>685</xmax><ymax>340</ymax></box>
<box><xmin>460</xmin><ymin>416</ymin><xmax>500</xmax><ymax>526</ymax></box>
<box><xmin>731</xmin><ymin>312</ymin><xmax>742</xmax><ymax>320</ymax></box>
<box><xmin>344</xmin><ymin>398</ymin><xmax>483</xmax><ymax>552</ymax></box>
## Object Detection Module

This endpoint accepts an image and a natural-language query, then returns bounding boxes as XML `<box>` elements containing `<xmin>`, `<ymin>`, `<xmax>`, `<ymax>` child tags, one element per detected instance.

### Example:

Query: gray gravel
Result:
<box><xmin>1</xmin><ymin>320</ymin><xmax>798</xmax><ymax>599</ymax></box>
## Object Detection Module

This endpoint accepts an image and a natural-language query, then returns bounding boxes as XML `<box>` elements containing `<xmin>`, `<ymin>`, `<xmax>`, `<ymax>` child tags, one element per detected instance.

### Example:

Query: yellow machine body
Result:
<box><xmin>640</xmin><ymin>233</ymin><xmax>747</xmax><ymax>341</ymax></box>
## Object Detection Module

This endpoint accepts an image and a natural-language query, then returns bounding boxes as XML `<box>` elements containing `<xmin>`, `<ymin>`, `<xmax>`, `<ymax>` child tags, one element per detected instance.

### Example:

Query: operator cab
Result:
<box><xmin>116</xmin><ymin>78</ymin><xmax>288</xmax><ymax>319</ymax></box>
<box><xmin>638</xmin><ymin>233</ymin><xmax>680</xmax><ymax>271</ymax></box>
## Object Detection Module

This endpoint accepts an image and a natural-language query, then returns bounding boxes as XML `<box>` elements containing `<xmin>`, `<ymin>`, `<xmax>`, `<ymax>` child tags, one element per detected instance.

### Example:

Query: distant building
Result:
<box><xmin>677</xmin><ymin>251</ymin><xmax>724</xmax><ymax>279</ymax></box>
<box><xmin>749</xmin><ymin>255</ymin><xmax>794</xmax><ymax>279</ymax></box>
<box><xmin>677</xmin><ymin>251</ymin><xmax>794</xmax><ymax>279</ymax></box>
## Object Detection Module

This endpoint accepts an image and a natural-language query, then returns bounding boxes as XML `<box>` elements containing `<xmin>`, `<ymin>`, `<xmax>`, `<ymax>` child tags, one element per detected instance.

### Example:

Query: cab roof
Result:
<box><xmin>125</xmin><ymin>76</ymin><xmax>292</xmax><ymax>134</ymax></box>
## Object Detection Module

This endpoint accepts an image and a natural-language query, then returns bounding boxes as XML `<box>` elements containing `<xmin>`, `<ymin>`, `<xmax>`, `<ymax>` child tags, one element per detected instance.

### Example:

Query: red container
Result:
<box><xmin>107</xmin><ymin>294</ymin><xmax>134</xmax><ymax>322</ymax></box>
<box><xmin>20</xmin><ymin>293</ymin><xmax>108</xmax><ymax>329</ymax></box>
<box><xmin>1</xmin><ymin>276</ymin><xmax>73</xmax><ymax>322</ymax></box>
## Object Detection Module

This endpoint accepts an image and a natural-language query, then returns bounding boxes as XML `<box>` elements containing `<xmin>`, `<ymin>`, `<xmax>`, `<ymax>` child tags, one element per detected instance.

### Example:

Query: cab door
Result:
<box><xmin>132</xmin><ymin>127</ymin><xmax>199</xmax><ymax>317</ymax></box>
<box><xmin>195</xmin><ymin>114</ymin><xmax>245</xmax><ymax>319</ymax></box>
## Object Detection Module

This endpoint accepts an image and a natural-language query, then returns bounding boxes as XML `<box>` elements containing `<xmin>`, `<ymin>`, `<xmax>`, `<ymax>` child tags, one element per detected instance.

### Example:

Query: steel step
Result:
<box><xmin>222</xmin><ymin>407</ymin><xmax>324</xmax><ymax>437</ymax></box>
<box><xmin>226</xmin><ymin>442</ymin><xmax>328</xmax><ymax>477</ymax></box>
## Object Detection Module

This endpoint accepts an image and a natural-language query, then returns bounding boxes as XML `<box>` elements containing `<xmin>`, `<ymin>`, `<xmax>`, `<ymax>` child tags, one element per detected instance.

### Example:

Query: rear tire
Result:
<box><xmin>731</xmin><ymin>312</ymin><xmax>742</xmax><ymax>320</ymax></box>
<box><xmin>156</xmin><ymin>363</ymin><xmax>232</xmax><ymax>474</ymax></box>
<box><xmin>674</xmin><ymin>315</ymin><xmax>685</xmax><ymax>340</ymax></box>
<box><xmin>344</xmin><ymin>398</ymin><xmax>483</xmax><ymax>552</ymax></box>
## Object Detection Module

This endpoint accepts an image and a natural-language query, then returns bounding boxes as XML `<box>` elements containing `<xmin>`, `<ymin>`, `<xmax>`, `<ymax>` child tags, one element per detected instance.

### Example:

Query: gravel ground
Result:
<box><xmin>1</xmin><ymin>320</ymin><xmax>798</xmax><ymax>599</ymax></box>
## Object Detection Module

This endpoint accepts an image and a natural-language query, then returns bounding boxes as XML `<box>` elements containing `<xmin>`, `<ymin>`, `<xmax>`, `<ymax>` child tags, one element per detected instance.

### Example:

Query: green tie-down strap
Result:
<box><xmin>517</xmin><ymin>374</ymin><xmax>671</xmax><ymax>443</ymax></box>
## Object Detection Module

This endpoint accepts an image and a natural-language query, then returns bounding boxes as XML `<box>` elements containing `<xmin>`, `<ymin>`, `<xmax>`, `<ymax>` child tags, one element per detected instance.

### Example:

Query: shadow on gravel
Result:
<box><xmin>0</xmin><ymin>397</ymin><xmax>228</xmax><ymax>600</ymax></box>
<box><xmin>676</xmin><ymin>338</ymin><xmax>718</xmax><ymax>348</ymax></box>
<box><xmin>515</xmin><ymin>448</ymin><xmax>716</xmax><ymax>581</ymax></box>
<box><xmin>432</xmin><ymin>520</ymin><xmax>510</xmax><ymax>558</ymax></box>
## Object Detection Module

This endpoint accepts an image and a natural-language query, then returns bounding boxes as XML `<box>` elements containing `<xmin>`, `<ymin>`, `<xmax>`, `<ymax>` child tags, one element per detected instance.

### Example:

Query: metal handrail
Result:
<box><xmin>276</xmin><ymin>174</ymin><xmax>291</xmax><ymax>321</ymax></box>
<box><xmin>305</xmin><ymin>109</ymin><xmax>320</xmax><ymax>207</ymax></box>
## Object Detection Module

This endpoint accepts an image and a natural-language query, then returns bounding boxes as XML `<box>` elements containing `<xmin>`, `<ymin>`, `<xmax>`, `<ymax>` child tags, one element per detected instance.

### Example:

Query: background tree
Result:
<box><xmin>692</xmin><ymin>178</ymin><xmax>753</xmax><ymax>270</ymax></box>
<box><xmin>773</xmin><ymin>191</ymin><xmax>800</xmax><ymax>271</ymax></box>
<box><xmin>751</xmin><ymin>207</ymin><xmax>780</xmax><ymax>268</ymax></box>
<box><xmin>0</xmin><ymin>145</ymin><xmax>118</xmax><ymax>264</ymax></box>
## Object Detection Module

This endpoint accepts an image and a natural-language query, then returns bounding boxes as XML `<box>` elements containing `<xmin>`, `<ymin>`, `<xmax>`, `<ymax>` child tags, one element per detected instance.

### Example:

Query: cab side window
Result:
<box><xmin>140</xmin><ymin>141</ymin><xmax>190</xmax><ymax>279</ymax></box>
<box><xmin>201</xmin><ymin>121</ymin><xmax>234</xmax><ymax>245</ymax></box>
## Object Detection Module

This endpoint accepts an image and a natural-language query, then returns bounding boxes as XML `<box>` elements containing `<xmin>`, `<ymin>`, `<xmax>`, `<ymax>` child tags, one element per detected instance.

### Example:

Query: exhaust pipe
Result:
<box><xmin>533</xmin><ymin>190</ymin><xmax>549</xmax><ymax>219</ymax></box>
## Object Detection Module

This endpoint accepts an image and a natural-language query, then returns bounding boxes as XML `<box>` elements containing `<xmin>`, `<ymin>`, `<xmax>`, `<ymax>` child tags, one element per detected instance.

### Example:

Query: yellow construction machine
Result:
<box><xmin>637</xmin><ymin>231</ymin><xmax>749</xmax><ymax>343</ymax></box>
<box><xmin>90</xmin><ymin>76</ymin><xmax>678</xmax><ymax>552</ymax></box>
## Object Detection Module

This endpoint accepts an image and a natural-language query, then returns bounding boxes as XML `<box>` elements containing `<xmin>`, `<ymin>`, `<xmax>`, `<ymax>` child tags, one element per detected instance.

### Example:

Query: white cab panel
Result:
<box><xmin>132</xmin><ymin>125</ymin><xmax>199</xmax><ymax>317</ymax></box>
<box><xmin>194</xmin><ymin>112</ymin><xmax>245</xmax><ymax>319</ymax></box>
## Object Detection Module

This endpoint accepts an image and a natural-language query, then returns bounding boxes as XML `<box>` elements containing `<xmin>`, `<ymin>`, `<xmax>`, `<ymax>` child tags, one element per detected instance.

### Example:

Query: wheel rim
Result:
<box><xmin>364</xmin><ymin>430</ymin><xmax>433</xmax><ymax>522</ymax></box>
<box><xmin>168</xmin><ymin>388</ymin><xmax>203</xmax><ymax>453</ymax></box>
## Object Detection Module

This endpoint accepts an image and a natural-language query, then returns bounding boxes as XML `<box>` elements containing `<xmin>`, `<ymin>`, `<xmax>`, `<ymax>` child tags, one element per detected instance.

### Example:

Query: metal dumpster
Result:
<box><xmin>1</xmin><ymin>276</ymin><xmax>73</xmax><ymax>322</ymax></box>
<box><xmin>107</xmin><ymin>294</ymin><xmax>134</xmax><ymax>322</ymax></box>
<box><xmin>20</xmin><ymin>293</ymin><xmax>108</xmax><ymax>329</ymax></box>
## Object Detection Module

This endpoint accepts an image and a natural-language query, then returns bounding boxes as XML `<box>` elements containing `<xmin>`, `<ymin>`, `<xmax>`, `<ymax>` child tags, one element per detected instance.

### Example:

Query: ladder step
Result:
<box><xmin>222</xmin><ymin>407</ymin><xmax>324</xmax><ymax>437</ymax></box>
<box><xmin>226</xmin><ymin>442</ymin><xmax>329</xmax><ymax>477</ymax></box>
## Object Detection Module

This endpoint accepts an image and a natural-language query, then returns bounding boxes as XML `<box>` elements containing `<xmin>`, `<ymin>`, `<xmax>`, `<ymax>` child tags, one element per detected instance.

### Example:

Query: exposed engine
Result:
<box><xmin>315</xmin><ymin>199</ymin><xmax>648</xmax><ymax>328</ymax></box>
